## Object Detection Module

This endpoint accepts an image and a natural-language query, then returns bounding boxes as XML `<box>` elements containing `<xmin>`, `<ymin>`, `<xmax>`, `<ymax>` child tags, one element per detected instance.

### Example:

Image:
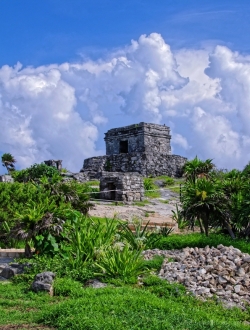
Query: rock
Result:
<box><xmin>236</xmin><ymin>268</ymin><xmax>245</xmax><ymax>276</ymax></box>
<box><xmin>218</xmin><ymin>276</ymin><xmax>227</xmax><ymax>284</ymax></box>
<box><xmin>0</xmin><ymin>267</ymin><xmax>17</xmax><ymax>279</ymax></box>
<box><xmin>31</xmin><ymin>272</ymin><xmax>55</xmax><ymax>295</ymax></box>
<box><xmin>199</xmin><ymin>268</ymin><xmax>206</xmax><ymax>275</ymax></box>
<box><xmin>234</xmin><ymin>285</ymin><xmax>241</xmax><ymax>293</ymax></box>
<box><xmin>85</xmin><ymin>279</ymin><xmax>107</xmax><ymax>288</ymax></box>
<box><xmin>243</xmin><ymin>257</ymin><xmax>250</xmax><ymax>263</ymax></box>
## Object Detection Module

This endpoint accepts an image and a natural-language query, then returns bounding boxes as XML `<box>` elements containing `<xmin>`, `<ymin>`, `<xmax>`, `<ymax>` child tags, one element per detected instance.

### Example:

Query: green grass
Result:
<box><xmin>87</xmin><ymin>180</ymin><xmax>100</xmax><ymax>186</ymax></box>
<box><xmin>159</xmin><ymin>199</ymin><xmax>170</xmax><ymax>204</ymax></box>
<box><xmin>153</xmin><ymin>232</ymin><xmax>250</xmax><ymax>253</ymax></box>
<box><xmin>168</xmin><ymin>185</ymin><xmax>181</xmax><ymax>194</ymax></box>
<box><xmin>0</xmin><ymin>280</ymin><xmax>249</xmax><ymax>330</ymax></box>
<box><xmin>145</xmin><ymin>189</ymin><xmax>161</xmax><ymax>198</ymax></box>
<box><xmin>133</xmin><ymin>200</ymin><xmax>150</xmax><ymax>206</ymax></box>
<box><xmin>109</xmin><ymin>201</ymin><xmax>124</xmax><ymax>206</ymax></box>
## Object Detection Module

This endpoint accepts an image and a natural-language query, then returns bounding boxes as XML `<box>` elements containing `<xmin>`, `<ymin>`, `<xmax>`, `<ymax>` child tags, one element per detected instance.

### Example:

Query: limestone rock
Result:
<box><xmin>31</xmin><ymin>271</ymin><xmax>55</xmax><ymax>295</ymax></box>
<box><xmin>143</xmin><ymin>245</ymin><xmax>250</xmax><ymax>309</ymax></box>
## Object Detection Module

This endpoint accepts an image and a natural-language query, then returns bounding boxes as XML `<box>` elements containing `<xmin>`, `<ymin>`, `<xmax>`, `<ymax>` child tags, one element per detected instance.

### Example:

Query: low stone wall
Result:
<box><xmin>81</xmin><ymin>153</ymin><xmax>186</xmax><ymax>178</ymax></box>
<box><xmin>100</xmin><ymin>171</ymin><xmax>144</xmax><ymax>202</ymax></box>
<box><xmin>0</xmin><ymin>249</ymin><xmax>25</xmax><ymax>258</ymax></box>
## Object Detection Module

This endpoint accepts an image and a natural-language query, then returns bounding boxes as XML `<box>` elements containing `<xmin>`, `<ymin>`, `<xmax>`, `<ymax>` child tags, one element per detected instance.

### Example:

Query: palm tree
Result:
<box><xmin>183</xmin><ymin>156</ymin><xmax>214</xmax><ymax>183</ymax></box>
<box><xmin>1</xmin><ymin>153</ymin><xmax>16</xmax><ymax>174</ymax></box>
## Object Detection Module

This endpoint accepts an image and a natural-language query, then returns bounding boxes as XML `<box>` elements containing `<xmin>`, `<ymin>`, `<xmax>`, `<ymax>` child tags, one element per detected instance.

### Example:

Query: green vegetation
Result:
<box><xmin>0</xmin><ymin>280</ymin><xmax>249</xmax><ymax>330</ymax></box>
<box><xmin>181</xmin><ymin>157</ymin><xmax>250</xmax><ymax>238</ymax></box>
<box><xmin>171</xmin><ymin>204</ymin><xmax>188</xmax><ymax>229</ymax></box>
<box><xmin>87</xmin><ymin>180</ymin><xmax>100</xmax><ymax>186</ymax></box>
<box><xmin>12</xmin><ymin>163</ymin><xmax>61</xmax><ymax>182</ymax></box>
<box><xmin>168</xmin><ymin>185</ymin><xmax>181</xmax><ymax>194</ymax></box>
<box><xmin>143</xmin><ymin>178</ymin><xmax>161</xmax><ymax>198</ymax></box>
<box><xmin>0</xmin><ymin>179</ymin><xmax>94</xmax><ymax>253</ymax></box>
<box><xmin>133</xmin><ymin>200</ymin><xmax>150</xmax><ymax>206</ymax></box>
<box><xmin>154</xmin><ymin>232</ymin><xmax>250</xmax><ymax>253</ymax></box>
<box><xmin>1</xmin><ymin>156</ymin><xmax>250</xmax><ymax>329</ymax></box>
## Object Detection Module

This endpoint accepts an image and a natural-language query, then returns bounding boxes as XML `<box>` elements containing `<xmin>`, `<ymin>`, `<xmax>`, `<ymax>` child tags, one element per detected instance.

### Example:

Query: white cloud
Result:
<box><xmin>1</xmin><ymin>33</ymin><xmax>250</xmax><ymax>172</ymax></box>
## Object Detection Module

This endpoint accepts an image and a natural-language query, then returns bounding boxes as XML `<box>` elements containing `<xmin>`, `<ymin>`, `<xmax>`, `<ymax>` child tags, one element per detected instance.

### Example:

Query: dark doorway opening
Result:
<box><xmin>108</xmin><ymin>182</ymin><xmax>116</xmax><ymax>200</ymax></box>
<box><xmin>119</xmin><ymin>140</ymin><xmax>128</xmax><ymax>153</ymax></box>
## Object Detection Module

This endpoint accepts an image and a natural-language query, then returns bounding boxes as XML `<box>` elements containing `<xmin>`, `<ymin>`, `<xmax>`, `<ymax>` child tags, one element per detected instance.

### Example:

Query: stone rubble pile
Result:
<box><xmin>143</xmin><ymin>245</ymin><xmax>250</xmax><ymax>309</ymax></box>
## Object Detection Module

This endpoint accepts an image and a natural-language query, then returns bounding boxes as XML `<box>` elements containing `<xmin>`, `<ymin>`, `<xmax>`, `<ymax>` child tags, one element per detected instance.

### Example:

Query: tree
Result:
<box><xmin>1</xmin><ymin>153</ymin><xmax>16</xmax><ymax>174</ymax></box>
<box><xmin>183</xmin><ymin>156</ymin><xmax>214</xmax><ymax>183</ymax></box>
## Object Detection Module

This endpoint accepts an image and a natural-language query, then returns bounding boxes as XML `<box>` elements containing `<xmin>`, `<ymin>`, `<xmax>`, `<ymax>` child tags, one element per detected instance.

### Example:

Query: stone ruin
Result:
<box><xmin>44</xmin><ymin>160</ymin><xmax>62</xmax><ymax>171</ymax></box>
<box><xmin>0</xmin><ymin>175</ymin><xmax>14</xmax><ymax>183</ymax></box>
<box><xmin>99</xmin><ymin>172</ymin><xmax>144</xmax><ymax>202</ymax></box>
<box><xmin>81</xmin><ymin>122</ymin><xmax>187</xmax><ymax>178</ymax></box>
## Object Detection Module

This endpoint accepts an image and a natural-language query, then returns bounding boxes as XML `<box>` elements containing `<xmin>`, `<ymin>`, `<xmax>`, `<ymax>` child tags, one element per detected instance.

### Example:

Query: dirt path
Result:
<box><xmin>89</xmin><ymin>187</ymin><xmax>180</xmax><ymax>228</ymax></box>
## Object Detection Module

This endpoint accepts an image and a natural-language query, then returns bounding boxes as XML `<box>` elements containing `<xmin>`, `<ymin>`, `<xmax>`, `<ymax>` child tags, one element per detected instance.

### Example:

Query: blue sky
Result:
<box><xmin>1</xmin><ymin>0</ymin><xmax>250</xmax><ymax>173</ymax></box>
<box><xmin>1</xmin><ymin>0</ymin><xmax>250</xmax><ymax>66</ymax></box>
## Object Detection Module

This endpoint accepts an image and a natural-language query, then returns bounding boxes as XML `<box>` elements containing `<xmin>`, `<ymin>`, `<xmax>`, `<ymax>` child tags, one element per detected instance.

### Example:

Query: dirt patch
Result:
<box><xmin>0</xmin><ymin>325</ymin><xmax>54</xmax><ymax>330</ymax></box>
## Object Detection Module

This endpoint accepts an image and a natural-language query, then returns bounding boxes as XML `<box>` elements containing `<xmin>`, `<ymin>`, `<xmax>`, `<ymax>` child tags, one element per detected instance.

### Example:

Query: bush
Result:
<box><xmin>95</xmin><ymin>244</ymin><xmax>146</xmax><ymax>284</ymax></box>
<box><xmin>12</xmin><ymin>163</ymin><xmax>60</xmax><ymax>182</ymax></box>
<box><xmin>0</xmin><ymin>180</ymin><xmax>93</xmax><ymax>252</ymax></box>
<box><xmin>163</xmin><ymin>176</ymin><xmax>175</xmax><ymax>186</ymax></box>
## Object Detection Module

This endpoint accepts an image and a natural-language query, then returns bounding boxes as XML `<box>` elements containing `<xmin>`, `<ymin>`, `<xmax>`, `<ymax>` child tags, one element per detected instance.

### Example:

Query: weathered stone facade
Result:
<box><xmin>81</xmin><ymin>122</ymin><xmax>187</xmax><ymax>178</ymax></box>
<box><xmin>83</xmin><ymin>153</ymin><xmax>186</xmax><ymax>177</ymax></box>
<box><xmin>105</xmin><ymin>122</ymin><xmax>171</xmax><ymax>155</ymax></box>
<box><xmin>100</xmin><ymin>172</ymin><xmax>144</xmax><ymax>202</ymax></box>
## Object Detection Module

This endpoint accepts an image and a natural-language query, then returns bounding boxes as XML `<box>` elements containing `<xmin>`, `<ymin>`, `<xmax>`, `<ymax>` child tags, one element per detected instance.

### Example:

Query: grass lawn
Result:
<box><xmin>0</xmin><ymin>279</ymin><xmax>250</xmax><ymax>330</ymax></box>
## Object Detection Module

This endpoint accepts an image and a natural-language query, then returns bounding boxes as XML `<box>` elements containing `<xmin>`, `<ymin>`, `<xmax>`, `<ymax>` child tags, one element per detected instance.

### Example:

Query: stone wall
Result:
<box><xmin>100</xmin><ymin>172</ymin><xmax>144</xmax><ymax>202</ymax></box>
<box><xmin>81</xmin><ymin>152</ymin><xmax>186</xmax><ymax>178</ymax></box>
<box><xmin>105</xmin><ymin>122</ymin><xmax>171</xmax><ymax>155</ymax></box>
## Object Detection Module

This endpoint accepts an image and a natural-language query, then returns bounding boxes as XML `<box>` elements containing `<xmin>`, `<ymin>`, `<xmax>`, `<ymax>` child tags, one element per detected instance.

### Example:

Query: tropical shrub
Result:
<box><xmin>12</xmin><ymin>163</ymin><xmax>60</xmax><ymax>182</ymax></box>
<box><xmin>118</xmin><ymin>219</ymin><xmax>164</xmax><ymax>250</ymax></box>
<box><xmin>163</xmin><ymin>176</ymin><xmax>175</xmax><ymax>186</ymax></box>
<box><xmin>171</xmin><ymin>204</ymin><xmax>188</xmax><ymax>229</ymax></box>
<box><xmin>0</xmin><ymin>179</ymin><xmax>94</xmax><ymax>252</ymax></box>
<box><xmin>60</xmin><ymin>211</ymin><xmax>119</xmax><ymax>267</ymax></box>
<box><xmin>95</xmin><ymin>244</ymin><xmax>146</xmax><ymax>283</ymax></box>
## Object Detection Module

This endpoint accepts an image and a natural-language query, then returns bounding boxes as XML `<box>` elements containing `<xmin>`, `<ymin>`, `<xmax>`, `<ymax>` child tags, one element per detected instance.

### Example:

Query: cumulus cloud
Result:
<box><xmin>1</xmin><ymin>33</ymin><xmax>250</xmax><ymax>172</ymax></box>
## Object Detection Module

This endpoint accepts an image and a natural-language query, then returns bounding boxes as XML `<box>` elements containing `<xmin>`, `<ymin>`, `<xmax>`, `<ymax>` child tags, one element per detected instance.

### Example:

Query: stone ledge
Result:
<box><xmin>0</xmin><ymin>249</ymin><xmax>25</xmax><ymax>258</ymax></box>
